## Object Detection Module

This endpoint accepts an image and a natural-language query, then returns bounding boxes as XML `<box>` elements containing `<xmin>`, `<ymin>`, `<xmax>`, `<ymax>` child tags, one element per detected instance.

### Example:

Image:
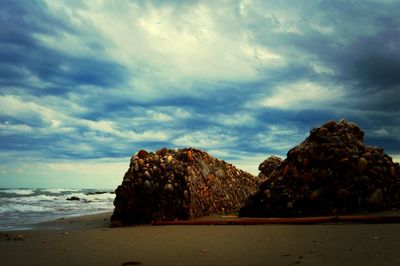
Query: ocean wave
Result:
<box><xmin>1</xmin><ymin>193</ymin><xmax>114</xmax><ymax>205</ymax></box>
<box><xmin>39</xmin><ymin>188</ymin><xmax>82</xmax><ymax>194</ymax></box>
<box><xmin>78</xmin><ymin>193</ymin><xmax>115</xmax><ymax>201</ymax></box>
<box><xmin>0</xmin><ymin>189</ymin><xmax>35</xmax><ymax>195</ymax></box>
<box><xmin>0</xmin><ymin>204</ymin><xmax>52</xmax><ymax>213</ymax></box>
<box><xmin>0</xmin><ymin>188</ymin><xmax>115</xmax><ymax>231</ymax></box>
<box><xmin>4</xmin><ymin>194</ymin><xmax>59</xmax><ymax>202</ymax></box>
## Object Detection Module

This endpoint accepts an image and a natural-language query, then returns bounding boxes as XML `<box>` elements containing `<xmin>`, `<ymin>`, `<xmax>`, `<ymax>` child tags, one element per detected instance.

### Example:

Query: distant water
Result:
<box><xmin>0</xmin><ymin>188</ymin><xmax>115</xmax><ymax>231</ymax></box>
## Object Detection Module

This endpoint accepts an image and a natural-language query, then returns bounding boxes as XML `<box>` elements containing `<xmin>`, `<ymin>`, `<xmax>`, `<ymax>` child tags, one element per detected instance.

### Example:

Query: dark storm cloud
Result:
<box><xmin>281</xmin><ymin>0</ymin><xmax>400</xmax><ymax>113</ymax></box>
<box><xmin>0</xmin><ymin>0</ymin><xmax>128</xmax><ymax>97</ymax></box>
<box><xmin>244</xmin><ymin>0</ymin><xmax>400</xmax><ymax>155</ymax></box>
<box><xmin>0</xmin><ymin>0</ymin><xmax>399</xmax><ymax>186</ymax></box>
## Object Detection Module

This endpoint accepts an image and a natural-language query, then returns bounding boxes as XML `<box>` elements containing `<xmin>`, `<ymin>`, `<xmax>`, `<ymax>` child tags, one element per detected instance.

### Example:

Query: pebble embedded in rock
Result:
<box><xmin>144</xmin><ymin>180</ymin><xmax>152</xmax><ymax>193</ymax></box>
<box><xmin>389</xmin><ymin>166</ymin><xmax>395</xmax><ymax>177</ymax></box>
<box><xmin>167</xmin><ymin>155</ymin><xmax>173</xmax><ymax>163</ymax></box>
<box><xmin>357</xmin><ymin>157</ymin><xmax>368</xmax><ymax>174</ymax></box>
<box><xmin>310</xmin><ymin>188</ymin><xmax>323</xmax><ymax>201</ymax></box>
<box><xmin>336</xmin><ymin>189</ymin><xmax>351</xmax><ymax>201</ymax></box>
<box><xmin>165</xmin><ymin>183</ymin><xmax>174</xmax><ymax>193</ymax></box>
<box><xmin>186</xmin><ymin>150</ymin><xmax>193</xmax><ymax>162</ymax></box>
<box><xmin>366</xmin><ymin>188</ymin><xmax>384</xmax><ymax>208</ymax></box>
<box><xmin>264</xmin><ymin>189</ymin><xmax>272</xmax><ymax>199</ymax></box>
<box><xmin>183</xmin><ymin>190</ymin><xmax>189</xmax><ymax>201</ymax></box>
<box><xmin>137</xmin><ymin>149</ymin><xmax>148</xmax><ymax>159</ymax></box>
<box><xmin>138</xmin><ymin>159</ymin><xmax>144</xmax><ymax>167</ymax></box>
<box><xmin>144</xmin><ymin>171</ymin><xmax>151</xmax><ymax>179</ymax></box>
<box><xmin>318</xmin><ymin>127</ymin><xmax>329</xmax><ymax>136</ymax></box>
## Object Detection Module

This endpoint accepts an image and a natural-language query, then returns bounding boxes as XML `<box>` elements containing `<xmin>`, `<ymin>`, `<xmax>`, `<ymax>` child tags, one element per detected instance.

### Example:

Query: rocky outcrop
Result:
<box><xmin>111</xmin><ymin>148</ymin><xmax>258</xmax><ymax>226</ymax></box>
<box><xmin>240</xmin><ymin>119</ymin><xmax>400</xmax><ymax>217</ymax></box>
<box><xmin>258</xmin><ymin>156</ymin><xmax>282</xmax><ymax>180</ymax></box>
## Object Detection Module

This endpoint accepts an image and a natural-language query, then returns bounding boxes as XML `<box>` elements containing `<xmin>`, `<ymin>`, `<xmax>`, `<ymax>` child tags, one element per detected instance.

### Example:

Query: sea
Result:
<box><xmin>0</xmin><ymin>188</ymin><xmax>115</xmax><ymax>231</ymax></box>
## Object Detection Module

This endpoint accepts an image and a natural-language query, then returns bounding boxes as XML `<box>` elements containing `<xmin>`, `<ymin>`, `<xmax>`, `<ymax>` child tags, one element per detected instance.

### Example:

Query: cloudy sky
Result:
<box><xmin>1</xmin><ymin>0</ymin><xmax>399</xmax><ymax>188</ymax></box>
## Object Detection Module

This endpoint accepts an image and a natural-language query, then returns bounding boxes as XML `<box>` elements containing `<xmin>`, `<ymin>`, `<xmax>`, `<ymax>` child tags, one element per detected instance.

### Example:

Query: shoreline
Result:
<box><xmin>23</xmin><ymin>208</ymin><xmax>400</xmax><ymax>231</ymax></box>
<box><xmin>1</xmin><ymin>211</ymin><xmax>400</xmax><ymax>265</ymax></box>
<box><xmin>32</xmin><ymin>211</ymin><xmax>114</xmax><ymax>232</ymax></box>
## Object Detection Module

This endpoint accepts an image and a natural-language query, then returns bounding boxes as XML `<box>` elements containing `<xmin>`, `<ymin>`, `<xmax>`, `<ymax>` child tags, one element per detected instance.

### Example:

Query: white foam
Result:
<box><xmin>1</xmin><ymin>189</ymin><xmax>35</xmax><ymax>195</ymax></box>
<box><xmin>0</xmin><ymin>188</ymin><xmax>115</xmax><ymax>230</ymax></box>
<box><xmin>7</xmin><ymin>194</ymin><xmax>58</xmax><ymax>203</ymax></box>
<box><xmin>40</xmin><ymin>188</ymin><xmax>81</xmax><ymax>194</ymax></box>
<box><xmin>80</xmin><ymin>193</ymin><xmax>115</xmax><ymax>201</ymax></box>
<box><xmin>0</xmin><ymin>203</ymin><xmax>51</xmax><ymax>213</ymax></box>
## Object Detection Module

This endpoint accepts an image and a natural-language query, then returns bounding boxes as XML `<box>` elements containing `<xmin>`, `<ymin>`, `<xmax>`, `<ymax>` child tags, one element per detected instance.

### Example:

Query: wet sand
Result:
<box><xmin>1</xmin><ymin>211</ymin><xmax>400</xmax><ymax>266</ymax></box>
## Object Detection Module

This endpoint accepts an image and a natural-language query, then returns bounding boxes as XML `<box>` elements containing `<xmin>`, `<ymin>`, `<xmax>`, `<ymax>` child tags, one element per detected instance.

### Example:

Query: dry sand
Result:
<box><xmin>1</xmin><ymin>211</ymin><xmax>400</xmax><ymax>266</ymax></box>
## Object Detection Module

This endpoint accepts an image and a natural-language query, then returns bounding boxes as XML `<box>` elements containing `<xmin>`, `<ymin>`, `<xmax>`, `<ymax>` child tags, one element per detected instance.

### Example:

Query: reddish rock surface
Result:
<box><xmin>111</xmin><ymin>148</ymin><xmax>258</xmax><ymax>226</ymax></box>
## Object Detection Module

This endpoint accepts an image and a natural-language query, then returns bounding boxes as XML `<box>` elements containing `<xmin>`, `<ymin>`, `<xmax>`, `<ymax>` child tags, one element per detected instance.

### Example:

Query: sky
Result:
<box><xmin>0</xmin><ymin>0</ymin><xmax>399</xmax><ymax>189</ymax></box>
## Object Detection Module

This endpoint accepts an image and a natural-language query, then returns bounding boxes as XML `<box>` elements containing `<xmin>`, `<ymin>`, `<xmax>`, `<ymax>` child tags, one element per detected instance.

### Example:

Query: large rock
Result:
<box><xmin>240</xmin><ymin>119</ymin><xmax>400</xmax><ymax>217</ymax></box>
<box><xmin>111</xmin><ymin>148</ymin><xmax>258</xmax><ymax>226</ymax></box>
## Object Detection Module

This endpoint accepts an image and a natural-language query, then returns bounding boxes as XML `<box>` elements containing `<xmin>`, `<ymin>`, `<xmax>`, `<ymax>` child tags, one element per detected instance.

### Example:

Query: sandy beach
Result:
<box><xmin>1</xmin><ymin>212</ymin><xmax>400</xmax><ymax>266</ymax></box>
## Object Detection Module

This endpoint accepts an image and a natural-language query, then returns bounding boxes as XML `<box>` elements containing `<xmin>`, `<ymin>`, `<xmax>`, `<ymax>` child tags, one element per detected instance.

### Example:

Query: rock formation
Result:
<box><xmin>111</xmin><ymin>148</ymin><xmax>258</xmax><ymax>226</ymax></box>
<box><xmin>240</xmin><ymin>119</ymin><xmax>400</xmax><ymax>217</ymax></box>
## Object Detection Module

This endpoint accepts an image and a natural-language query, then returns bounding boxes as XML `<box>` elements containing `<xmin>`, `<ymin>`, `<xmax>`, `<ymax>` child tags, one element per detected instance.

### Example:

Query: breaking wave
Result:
<box><xmin>0</xmin><ymin>188</ymin><xmax>115</xmax><ymax>231</ymax></box>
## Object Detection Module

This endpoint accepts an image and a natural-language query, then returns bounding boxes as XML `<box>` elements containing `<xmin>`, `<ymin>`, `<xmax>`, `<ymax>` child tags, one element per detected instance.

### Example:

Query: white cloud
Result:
<box><xmin>250</xmin><ymin>123</ymin><xmax>306</xmax><ymax>151</ymax></box>
<box><xmin>172</xmin><ymin>129</ymin><xmax>238</xmax><ymax>149</ymax></box>
<box><xmin>145</xmin><ymin>110</ymin><xmax>174</xmax><ymax>122</ymax></box>
<box><xmin>0</xmin><ymin>95</ymin><xmax>47</xmax><ymax>118</ymax></box>
<box><xmin>239</xmin><ymin>0</ymin><xmax>253</xmax><ymax>17</ymax></box>
<box><xmin>170</xmin><ymin>107</ymin><xmax>192</xmax><ymax>120</ymax></box>
<box><xmin>123</xmin><ymin>130</ymin><xmax>170</xmax><ymax>142</ymax></box>
<box><xmin>84</xmin><ymin>120</ymin><xmax>115</xmax><ymax>133</ymax></box>
<box><xmin>0</xmin><ymin>95</ymin><xmax>169</xmax><ymax>144</ymax></box>
<box><xmin>123</xmin><ymin>106</ymin><xmax>193</xmax><ymax>128</ymax></box>
<box><xmin>0</xmin><ymin>122</ymin><xmax>32</xmax><ymax>135</ymax></box>
<box><xmin>254</xmin><ymin>132</ymin><xmax>297</xmax><ymax>151</ymax></box>
<box><xmin>372</xmin><ymin>128</ymin><xmax>391</xmax><ymax>137</ymax></box>
<box><xmin>310</xmin><ymin>60</ymin><xmax>335</xmax><ymax>75</ymax></box>
<box><xmin>251</xmin><ymin>80</ymin><xmax>344</xmax><ymax>109</ymax></box>
<box><xmin>79</xmin><ymin>119</ymin><xmax>170</xmax><ymax>142</ymax></box>
<box><xmin>310</xmin><ymin>21</ymin><xmax>335</xmax><ymax>35</ymax></box>
<box><xmin>0</xmin><ymin>95</ymin><xmax>68</xmax><ymax>129</ymax></box>
<box><xmin>268</xmin><ymin>124</ymin><xmax>297</xmax><ymax>135</ymax></box>
<box><xmin>369</xmin><ymin>126</ymin><xmax>400</xmax><ymax>141</ymax></box>
<box><xmin>33</xmin><ymin>31</ymin><xmax>98</xmax><ymax>57</ymax></box>
<box><xmin>214</xmin><ymin>112</ymin><xmax>256</xmax><ymax>127</ymax></box>
<box><xmin>40</xmin><ymin>0</ymin><xmax>286</xmax><ymax>98</ymax></box>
